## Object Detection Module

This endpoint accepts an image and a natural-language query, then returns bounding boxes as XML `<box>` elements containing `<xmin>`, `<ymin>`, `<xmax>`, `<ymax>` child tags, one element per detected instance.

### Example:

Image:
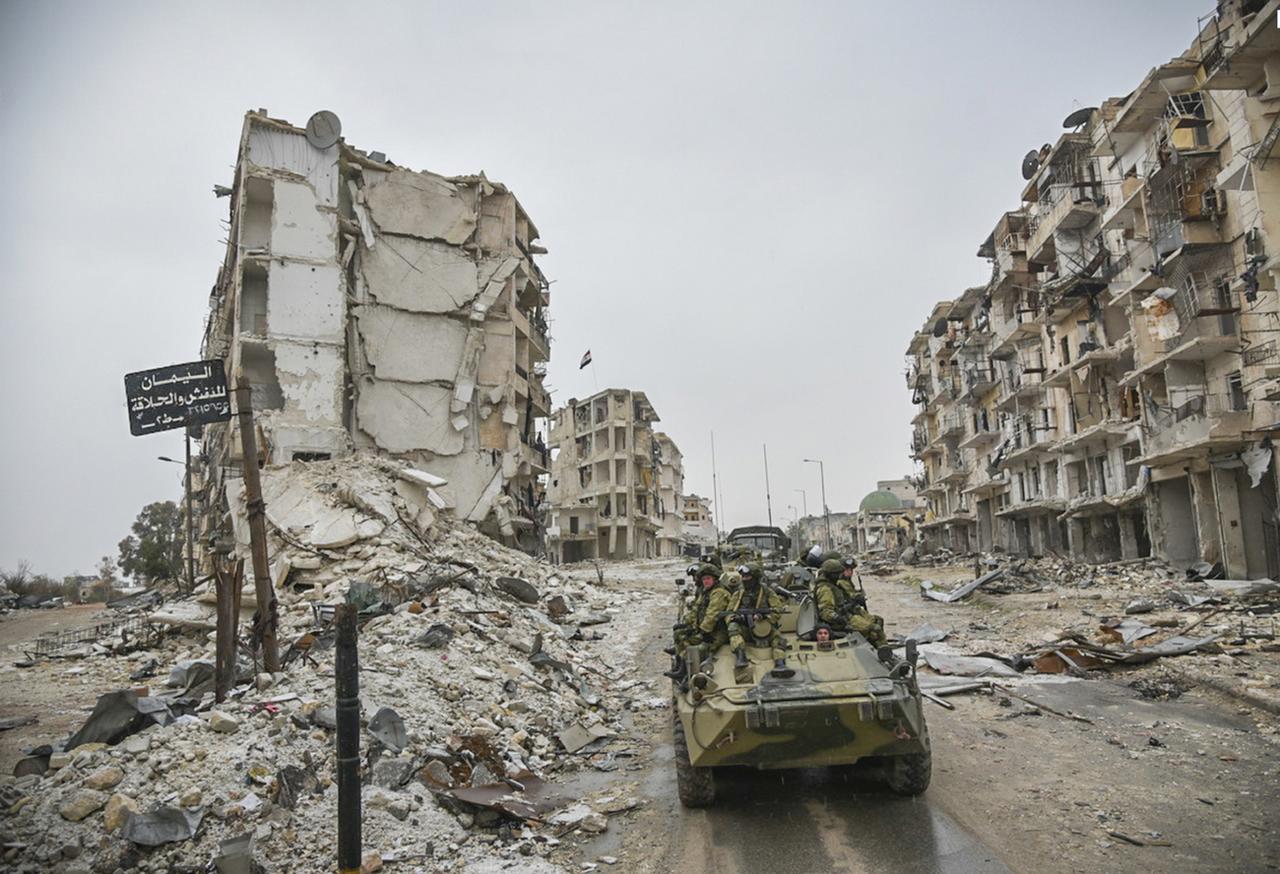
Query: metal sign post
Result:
<box><xmin>335</xmin><ymin>604</ymin><xmax>361</xmax><ymax>873</ymax></box>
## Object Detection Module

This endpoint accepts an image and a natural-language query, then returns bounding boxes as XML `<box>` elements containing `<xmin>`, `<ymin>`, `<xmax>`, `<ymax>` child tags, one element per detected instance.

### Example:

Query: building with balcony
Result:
<box><xmin>195</xmin><ymin>110</ymin><xmax>553</xmax><ymax>560</ymax></box>
<box><xmin>544</xmin><ymin>389</ymin><xmax>668</xmax><ymax>562</ymax></box>
<box><xmin>681</xmin><ymin>494</ymin><xmax>717</xmax><ymax>550</ymax></box>
<box><xmin>903</xmin><ymin>3</ymin><xmax>1280</xmax><ymax>577</ymax></box>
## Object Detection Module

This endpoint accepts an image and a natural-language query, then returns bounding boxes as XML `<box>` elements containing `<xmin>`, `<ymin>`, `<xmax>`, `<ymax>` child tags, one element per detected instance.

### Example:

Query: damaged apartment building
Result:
<box><xmin>544</xmin><ymin>389</ymin><xmax>686</xmax><ymax>562</ymax></box>
<box><xmin>196</xmin><ymin>109</ymin><xmax>553</xmax><ymax>557</ymax></box>
<box><xmin>906</xmin><ymin>0</ymin><xmax>1280</xmax><ymax>579</ymax></box>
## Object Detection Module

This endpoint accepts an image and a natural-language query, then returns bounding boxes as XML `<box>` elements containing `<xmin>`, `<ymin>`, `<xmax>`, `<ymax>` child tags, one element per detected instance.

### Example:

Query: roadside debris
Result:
<box><xmin>0</xmin><ymin>458</ymin><xmax>664</xmax><ymax>872</ymax></box>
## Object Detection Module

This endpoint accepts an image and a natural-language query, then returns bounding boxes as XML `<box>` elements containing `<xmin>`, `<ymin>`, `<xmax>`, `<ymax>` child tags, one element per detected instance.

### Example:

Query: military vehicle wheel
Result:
<box><xmin>672</xmin><ymin>712</ymin><xmax>715</xmax><ymax>807</ymax></box>
<box><xmin>884</xmin><ymin>731</ymin><xmax>932</xmax><ymax>797</ymax></box>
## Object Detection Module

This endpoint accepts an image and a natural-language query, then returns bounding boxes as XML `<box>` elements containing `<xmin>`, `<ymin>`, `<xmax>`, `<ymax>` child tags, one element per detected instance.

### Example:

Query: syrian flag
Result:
<box><xmin>579</xmin><ymin>350</ymin><xmax>592</xmax><ymax>370</ymax></box>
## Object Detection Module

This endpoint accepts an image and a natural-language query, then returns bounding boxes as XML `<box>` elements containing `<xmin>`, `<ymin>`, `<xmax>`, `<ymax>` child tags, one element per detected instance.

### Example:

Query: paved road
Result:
<box><xmin>588</xmin><ymin>563</ymin><xmax>1011</xmax><ymax>873</ymax></box>
<box><xmin>653</xmin><ymin>748</ymin><xmax>1011</xmax><ymax>873</ymax></box>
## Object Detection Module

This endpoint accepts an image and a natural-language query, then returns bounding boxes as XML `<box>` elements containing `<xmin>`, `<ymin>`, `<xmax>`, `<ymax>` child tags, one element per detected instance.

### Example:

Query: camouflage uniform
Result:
<box><xmin>673</xmin><ymin>564</ymin><xmax>721</xmax><ymax>650</ymax></box>
<box><xmin>813</xmin><ymin>559</ymin><xmax>887</xmax><ymax>647</ymax></box>
<box><xmin>696</xmin><ymin>571</ymin><xmax>736</xmax><ymax>652</ymax></box>
<box><xmin>727</xmin><ymin>570</ymin><xmax>785</xmax><ymax>660</ymax></box>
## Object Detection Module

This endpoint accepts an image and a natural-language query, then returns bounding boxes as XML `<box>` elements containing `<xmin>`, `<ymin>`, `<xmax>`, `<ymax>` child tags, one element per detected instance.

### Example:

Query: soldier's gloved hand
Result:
<box><xmin>851</xmin><ymin>593</ymin><xmax>867</xmax><ymax>609</ymax></box>
<box><xmin>672</xmin><ymin>623</ymin><xmax>684</xmax><ymax>631</ymax></box>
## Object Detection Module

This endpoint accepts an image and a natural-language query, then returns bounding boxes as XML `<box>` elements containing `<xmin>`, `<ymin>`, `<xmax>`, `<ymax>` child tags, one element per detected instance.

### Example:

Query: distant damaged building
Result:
<box><xmin>544</xmin><ymin>389</ymin><xmax>679</xmax><ymax>562</ymax></box>
<box><xmin>198</xmin><ymin>110</ymin><xmax>552</xmax><ymax>554</ymax></box>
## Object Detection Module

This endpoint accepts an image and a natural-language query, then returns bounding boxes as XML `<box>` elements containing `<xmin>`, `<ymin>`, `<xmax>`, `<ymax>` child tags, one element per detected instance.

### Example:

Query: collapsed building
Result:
<box><xmin>195</xmin><ymin>110</ymin><xmax>553</xmax><ymax>558</ymax></box>
<box><xmin>905</xmin><ymin>0</ymin><xmax>1280</xmax><ymax>578</ymax></box>
<box><xmin>544</xmin><ymin>389</ymin><xmax>684</xmax><ymax>561</ymax></box>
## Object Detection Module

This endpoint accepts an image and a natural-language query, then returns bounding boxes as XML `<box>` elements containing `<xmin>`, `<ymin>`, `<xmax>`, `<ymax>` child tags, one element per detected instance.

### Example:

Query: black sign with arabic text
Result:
<box><xmin>124</xmin><ymin>360</ymin><xmax>232</xmax><ymax>436</ymax></box>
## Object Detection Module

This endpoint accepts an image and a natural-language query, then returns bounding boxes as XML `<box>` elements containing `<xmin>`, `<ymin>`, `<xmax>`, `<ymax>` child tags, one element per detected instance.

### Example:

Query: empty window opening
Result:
<box><xmin>240</xmin><ymin>262</ymin><xmax>268</xmax><ymax>336</ymax></box>
<box><xmin>240</xmin><ymin>344</ymin><xmax>284</xmax><ymax>411</ymax></box>
<box><xmin>242</xmin><ymin>177</ymin><xmax>274</xmax><ymax>251</ymax></box>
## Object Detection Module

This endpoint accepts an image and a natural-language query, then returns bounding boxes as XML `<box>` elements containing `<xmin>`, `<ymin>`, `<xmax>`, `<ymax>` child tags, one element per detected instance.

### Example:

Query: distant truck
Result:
<box><xmin>725</xmin><ymin>526</ymin><xmax>791</xmax><ymax>560</ymax></box>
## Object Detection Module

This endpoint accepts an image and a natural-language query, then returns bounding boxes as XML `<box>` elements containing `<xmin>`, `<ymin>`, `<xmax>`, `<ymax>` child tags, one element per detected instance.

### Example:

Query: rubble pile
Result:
<box><xmin>891</xmin><ymin>551</ymin><xmax>1279</xmax><ymax>710</ymax></box>
<box><xmin>0</xmin><ymin>458</ymin><xmax>664</xmax><ymax>873</ymax></box>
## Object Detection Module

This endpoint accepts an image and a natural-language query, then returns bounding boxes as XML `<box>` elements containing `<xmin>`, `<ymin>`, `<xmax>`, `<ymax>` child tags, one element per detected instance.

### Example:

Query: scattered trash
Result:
<box><xmin>121</xmin><ymin>805</ymin><xmax>204</xmax><ymax>846</ymax></box>
<box><xmin>920</xmin><ymin>569</ymin><xmax>1006</xmax><ymax>603</ymax></box>
<box><xmin>903</xmin><ymin>622</ymin><xmax>950</xmax><ymax>644</ymax></box>
<box><xmin>66</xmin><ymin>690</ymin><xmax>176</xmax><ymax>749</ymax></box>
<box><xmin>368</xmin><ymin>707</ymin><xmax>407</xmax><ymax>753</ymax></box>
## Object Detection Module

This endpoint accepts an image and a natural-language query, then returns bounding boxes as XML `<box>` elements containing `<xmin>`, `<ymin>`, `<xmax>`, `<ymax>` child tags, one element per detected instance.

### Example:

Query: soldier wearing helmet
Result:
<box><xmin>813</xmin><ymin>558</ymin><xmax>887</xmax><ymax>647</ymax></box>
<box><xmin>726</xmin><ymin>563</ymin><xmax>788</xmax><ymax>672</ymax></box>
<box><xmin>666</xmin><ymin>562</ymin><xmax>724</xmax><ymax>681</ymax></box>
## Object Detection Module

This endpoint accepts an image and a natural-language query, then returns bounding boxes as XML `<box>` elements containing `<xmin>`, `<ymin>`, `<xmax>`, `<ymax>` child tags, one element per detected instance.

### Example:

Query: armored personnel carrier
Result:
<box><xmin>670</xmin><ymin>594</ymin><xmax>931</xmax><ymax>807</ymax></box>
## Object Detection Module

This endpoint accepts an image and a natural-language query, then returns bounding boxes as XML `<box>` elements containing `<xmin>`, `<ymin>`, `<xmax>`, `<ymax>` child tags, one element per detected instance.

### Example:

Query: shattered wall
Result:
<box><xmin>199</xmin><ymin>111</ymin><xmax>552</xmax><ymax>563</ymax></box>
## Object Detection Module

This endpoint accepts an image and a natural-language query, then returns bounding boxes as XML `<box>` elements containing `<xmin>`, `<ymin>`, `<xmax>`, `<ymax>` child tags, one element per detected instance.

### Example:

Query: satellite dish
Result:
<box><xmin>1062</xmin><ymin>107</ymin><xmax>1097</xmax><ymax>129</ymax></box>
<box><xmin>1021</xmin><ymin>150</ymin><xmax>1041</xmax><ymax>180</ymax></box>
<box><xmin>305</xmin><ymin>110</ymin><xmax>342</xmax><ymax>149</ymax></box>
<box><xmin>932</xmin><ymin>319</ymin><xmax>947</xmax><ymax>337</ymax></box>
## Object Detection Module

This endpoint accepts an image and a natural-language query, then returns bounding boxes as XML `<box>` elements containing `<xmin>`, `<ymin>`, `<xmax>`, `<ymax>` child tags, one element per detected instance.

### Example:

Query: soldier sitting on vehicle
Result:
<box><xmin>666</xmin><ymin>563</ymin><xmax>723</xmax><ymax>680</ymax></box>
<box><xmin>695</xmin><ymin>569</ymin><xmax>737</xmax><ymax>654</ymax></box>
<box><xmin>726</xmin><ymin>563</ymin><xmax>789</xmax><ymax>673</ymax></box>
<box><xmin>813</xmin><ymin>559</ymin><xmax>888</xmax><ymax>647</ymax></box>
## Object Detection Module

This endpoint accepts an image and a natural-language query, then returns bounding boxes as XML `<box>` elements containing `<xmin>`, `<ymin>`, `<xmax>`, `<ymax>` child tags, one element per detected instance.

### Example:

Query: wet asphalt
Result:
<box><xmin>653</xmin><ymin>750</ymin><xmax>1010</xmax><ymax>874</ymax></box>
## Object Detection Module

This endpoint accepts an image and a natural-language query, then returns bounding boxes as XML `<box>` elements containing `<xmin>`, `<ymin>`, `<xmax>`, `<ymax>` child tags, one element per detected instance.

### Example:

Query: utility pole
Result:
<box><xmin>234</xmin><ymin>384</ymin><xmax>279</xmax><ymax>673</ymax></box>
<box><xmin>787</xmin><ymin>504</ymin><xmax>799</xmax><ymax>558</ymax></box>
<box><xmin>184</xmin><ymin>429</ymin><xmax>195</xmax><ymax>593</ymax></box>
<box><xmin>710</xmin><ymin>431</ymin><xmax>722</xmax><ymax>548</ymax></box>
<box><xmin>762</xmin><ymin>444</ymin><xmax>774</xmax><ymax>529</ymax></box>
<box><xmin>804</xmin><ymin>458</ymin><xmax>831</xmax><ymax>552</ymax></box>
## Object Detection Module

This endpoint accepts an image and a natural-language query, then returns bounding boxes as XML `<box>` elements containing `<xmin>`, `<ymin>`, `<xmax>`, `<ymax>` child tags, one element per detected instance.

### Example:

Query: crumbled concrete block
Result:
<box><xmin>59</xmin><ymin>789</ymin><xmax>108</xmax><ymax>822</ymax></box>
<box><xmin>82</xmin><ymin>766</ymin><xmax>123</xmax><ymax>791</ymax></box>
<box><xmin>208</xmin><ymin>711</ymin><xmax>241</xmax><ymax>734</ymax></box>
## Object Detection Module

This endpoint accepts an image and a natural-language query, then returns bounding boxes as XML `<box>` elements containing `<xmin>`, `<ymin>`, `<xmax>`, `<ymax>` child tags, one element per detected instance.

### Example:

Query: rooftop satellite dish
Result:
<box><xmin>1021</xmin><ymin>150</ymin><xmax>1041</xmax><ymax>180</ymax></box>
<box><xmin>932</xmin><ymin>319</ymin><xmax>947</xmax><ymax>337</ymax></box>
<box><xmin>305</xmin><ymin>110</ymin><xmax>342</xmax><ymax>149</ymax></box>
<box><xmin>1062</xmin><ymin>107</ymin><xmax>1097</xmax><ymax>129</ymax></box>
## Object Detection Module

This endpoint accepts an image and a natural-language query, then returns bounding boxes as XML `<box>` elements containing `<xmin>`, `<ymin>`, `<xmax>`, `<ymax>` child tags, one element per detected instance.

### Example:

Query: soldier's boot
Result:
<box><xmin>770</xmin><ymin>657</ymin><xmax>795</xmax><ymax>679</ymax></box>
<box><xmin>734</xmin><ymin>647</ymin><xmax>748</xmax><ymax>670</ymax></box>
<box><xmin>662</xmin><ymin>656</ymin><xmax>686</xmax><ymax>680</ymax></box>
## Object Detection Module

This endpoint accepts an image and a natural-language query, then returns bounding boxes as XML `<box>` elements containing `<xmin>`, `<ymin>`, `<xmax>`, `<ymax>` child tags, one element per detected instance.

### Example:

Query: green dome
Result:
<box><xmin>859</xmin><ymin>490</ymin><xmax>904</xmax><ymax>511</ymax></box>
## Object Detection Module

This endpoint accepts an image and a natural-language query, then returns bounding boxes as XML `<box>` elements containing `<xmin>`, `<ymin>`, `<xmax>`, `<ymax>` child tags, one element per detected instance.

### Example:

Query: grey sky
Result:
<box><xmin>0</xmin><ymin>1</ymin><xmax>1209</xmax><ymax>576</ymax></box>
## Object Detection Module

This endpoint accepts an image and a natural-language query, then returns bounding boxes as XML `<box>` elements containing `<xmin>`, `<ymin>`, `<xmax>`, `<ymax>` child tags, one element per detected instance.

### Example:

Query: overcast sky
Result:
<box><xmin>0</xmin><ymin>1</ymin><xmax>1209</xmax><ymax>577</ymax></box>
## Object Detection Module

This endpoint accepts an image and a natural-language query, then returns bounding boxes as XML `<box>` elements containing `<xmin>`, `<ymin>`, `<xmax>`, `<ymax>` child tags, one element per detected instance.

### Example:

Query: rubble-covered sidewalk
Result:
<box><xmin>0</xmin><ymin>458</ymin><xmax>672</xmax><ymax>873</ymax></box>
<box><xmin>858</xmin><ymin>553</ymin><xmax>1280</xmax><ymax>872</ymax></box>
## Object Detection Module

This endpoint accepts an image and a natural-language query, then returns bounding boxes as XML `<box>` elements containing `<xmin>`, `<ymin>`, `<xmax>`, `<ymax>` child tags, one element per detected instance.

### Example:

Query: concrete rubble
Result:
<box><xmin>0</xmin><ymin>457</ymin><xmax>663</xmax><ymax>873</ymax></box>
<box><xmin>876</xmin><ymin>549</ymin><xmax>1280</xmax><ymax>714</ymax></box>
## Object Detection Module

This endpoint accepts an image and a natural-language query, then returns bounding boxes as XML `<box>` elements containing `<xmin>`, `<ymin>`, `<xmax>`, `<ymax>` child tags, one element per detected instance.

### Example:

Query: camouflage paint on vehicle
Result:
<box><xmin>673</xmin><ymin>604</ymin><xmax>929</xmax><ymax>771</ymax></box>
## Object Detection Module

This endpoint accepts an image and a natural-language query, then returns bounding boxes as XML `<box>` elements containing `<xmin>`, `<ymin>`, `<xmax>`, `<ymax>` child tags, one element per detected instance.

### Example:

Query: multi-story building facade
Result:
<box><xmin>681</xmin><ymin>495</ymin><xmax>717</xmax><ymax>549</ymax></box>
<box><xmin>654</xmin><ymin>433</ymin><xmax>686</xmax><ymax>557</ymax></box>
<box><xmin>544</xmin><ymin>389</ymin><xmax>667</xmax><ymax>562</ymax></box>
<box><xmin>906</xmin><ymin>1</ymin><xmax>1280</xmax><ymax>578</ymax></box>
<box><xmin>196</xmin><ymin>110</ymin><xmax>552</xmax><ymax>558</ymax></box>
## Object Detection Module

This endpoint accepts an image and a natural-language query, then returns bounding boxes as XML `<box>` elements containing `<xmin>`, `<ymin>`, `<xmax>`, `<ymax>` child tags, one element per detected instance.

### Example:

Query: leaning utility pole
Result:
<box><xmin>234</xmin><ymin>384</ymin><xmax>279</xmax><ymax>673</ymax></box>
<box><xmin>762</xmin><ymin>443</ymin><xmax>774</xmax><ymax>529</ymax></box>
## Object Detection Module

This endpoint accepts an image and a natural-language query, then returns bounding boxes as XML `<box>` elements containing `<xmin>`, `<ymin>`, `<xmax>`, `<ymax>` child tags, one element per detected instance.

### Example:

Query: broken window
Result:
<box><xmin>239</xmin><ymin>262</ymin><xmax>268</xmax><ymax>336</ymax></box>
<box><xmin>569</xmin><ymin>516</ymin><xmax>579</xmax><ymax>534</ymax></box>
<box><xmin>1227</xmin><ymin>371</ymin><xmax>1246</xmax><ymax>411</ymax></box>
<box><xmin>242</xmin><ymin>177</ymin><xmax>273</xmax><ymax>252</ymax></box>
<box><xmin>240</xmin><ymin>343</ymin><xmax>283</xmax><ymax>411</ymax></box>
